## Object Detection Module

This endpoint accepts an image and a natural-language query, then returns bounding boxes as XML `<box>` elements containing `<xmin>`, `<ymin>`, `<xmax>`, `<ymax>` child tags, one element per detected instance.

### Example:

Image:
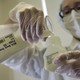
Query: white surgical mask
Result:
<box><xmin>63</xmin><ymin>10</ymin><xmax>80</xmax><ymax>39</ymax></box>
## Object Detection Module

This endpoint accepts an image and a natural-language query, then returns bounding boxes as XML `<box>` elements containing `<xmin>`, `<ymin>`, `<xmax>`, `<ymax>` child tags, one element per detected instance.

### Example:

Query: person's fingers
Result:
<box><xmin>31</xmin><ymin>7</ymin><xmax>38</xmax><ymax>16</ymax></box>
<box><xmin>55</xmin><ymin>64</ymin><xmax>70</xmax><ymax>73</ymax></box>
<box><xmin>30</xmin><ymin>8</ymin><xmax>39</xmax><ymax>42</ymax></box>
<box><xmin>19</xmin><ymin>9</ymin><xmax>31</xmax><ymax>41</ymax></box>
<box><xmin>66</xmin><ymin>59</ymin><xmax>80</xmax><ymax>78</ymax></box>
<box><xmin>19</xmin><ymin>11</ymin><xmax>26</xmax><ymax>40</ymax></box>
<box><xmin>19</xmin><ymin>9</ymin><xmax>31</xmax><ymax>30</ymax></box>
<box><xmin>67</xmin><ymin>51</ymin><xmax>80</xmax><ymax>60</ymax></box>
<box><xmin>56</xmin><ymin>59</ymin><xmax>80</xmax><ymax>78</ymax></box>
<box><xmin>36</xmin><ymin>10</ymin><xmax>45</xmax><ymax>38</ymax></box>
<box><xmin>26</xmin><ymin>24</ymin><xmax>33</xmax><ymax>44</ymax></box>
<box><xmin>19</xmin><ymin>11</ymin><xmax>25</xmax><ymax>30</ymax></box>
<box><xmin>25</xmin><ymin>7</ymin><xmax>39</xmax><ymax>43</ymax></box>
<box><xmin>54</xmin><ymin>54</ymin><xmax>67</xmax><ymax>67</ymax></box>
<box><xmin>54</xmin><ymin>51</ymin><xmax>80</xmax><ymax>78</ymax></box>
<box><xmin>54</xmin><ymin>51</ymin><xmax>80</xmax><ymax>67</ymax></box>
<box><xmin>54</xmin><ymin>54</ymin><xmax>70</xmax><ymax>73</ymax></box>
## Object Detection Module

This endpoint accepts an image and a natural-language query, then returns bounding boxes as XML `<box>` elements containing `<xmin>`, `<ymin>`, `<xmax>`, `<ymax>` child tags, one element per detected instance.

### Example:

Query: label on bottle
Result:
<box><xmin>0</xmin><ymin>32</ymin><xmax>28</xmax><ymax>62</ymax></box>
<box><xmin>0</xmin><ymin>34</ymin><xmax>17</xmax><ymax>52</ymax></box>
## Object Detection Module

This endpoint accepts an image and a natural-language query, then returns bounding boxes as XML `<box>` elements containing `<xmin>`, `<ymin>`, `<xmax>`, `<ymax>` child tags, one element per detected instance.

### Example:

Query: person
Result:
<box><xmin>2</xmin><ymin>1</ymin><xmax>78</xmax><ymax>80</ymax></box>
<box><xmin>54</xmin><ymin>0</ymin><xmax>80</xmax><ymax>79</ymax></box>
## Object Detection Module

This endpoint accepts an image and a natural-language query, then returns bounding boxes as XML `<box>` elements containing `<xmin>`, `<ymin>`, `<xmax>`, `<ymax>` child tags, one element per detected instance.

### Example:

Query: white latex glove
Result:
<box><xmin>9</xmin><ymin>2</ymin><xmax>45</xmax><ymax>44</ymax></box>
<box><xmin>54</xmin><ymin>50</ymin><xmax>80</xmax><ymax>78</ymax></box>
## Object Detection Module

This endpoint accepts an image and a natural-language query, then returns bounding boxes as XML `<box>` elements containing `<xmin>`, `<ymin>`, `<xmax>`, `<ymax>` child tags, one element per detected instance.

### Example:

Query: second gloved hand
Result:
<box><xmin>54</xmin><ymin>50</ymin><xmax>80</xmax><ymax>78</ymax></box>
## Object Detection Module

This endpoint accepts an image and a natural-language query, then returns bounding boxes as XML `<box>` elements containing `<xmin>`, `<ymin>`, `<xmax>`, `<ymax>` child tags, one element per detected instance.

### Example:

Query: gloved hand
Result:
<box><xmin>18</xmin><ymin>8</ymin><xmax>45</xmax><ymax>44</ymax></box>
<box><xmin>54</xmin><ymin>50</ymin><xmax>80</xmax><ymax>78</ymax></box>
<box><xmin>9</xmin><ymin>2</ymin><xmax>45</xmax><ymax>44</ymax></box>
